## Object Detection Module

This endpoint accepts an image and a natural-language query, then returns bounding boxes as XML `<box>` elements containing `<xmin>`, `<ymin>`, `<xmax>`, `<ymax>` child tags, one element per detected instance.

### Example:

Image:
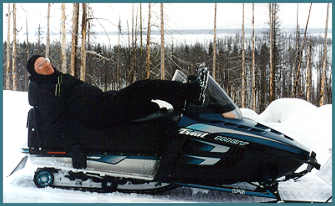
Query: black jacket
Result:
<box><xmin>28</xmin><ymin>71</ymin><xmax>109</xmax><ymax>141</ymax></box>
<box><xmin>28</xmin><ymin>70</ymin><xmax>159</xmax><ymax>133</ymax></box>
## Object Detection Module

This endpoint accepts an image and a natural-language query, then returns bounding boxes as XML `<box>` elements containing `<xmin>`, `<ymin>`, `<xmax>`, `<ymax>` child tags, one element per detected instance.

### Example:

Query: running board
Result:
<box><xmin>19</xmin><ymin>148</ymin><xmax>161</xmax><ymax>181</ymax></box>
<box><xmin>29</xmin><ymin>155</ymin><xmax>159</xmax><ymax>181</ymax></box>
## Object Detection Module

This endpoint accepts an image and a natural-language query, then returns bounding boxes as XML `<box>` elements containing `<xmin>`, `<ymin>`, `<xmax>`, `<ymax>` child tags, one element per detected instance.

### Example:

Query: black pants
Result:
<box><xmin>101</xmin><ymin>80</ymin><xmax>195</xmax><ymax>124</ymax></box>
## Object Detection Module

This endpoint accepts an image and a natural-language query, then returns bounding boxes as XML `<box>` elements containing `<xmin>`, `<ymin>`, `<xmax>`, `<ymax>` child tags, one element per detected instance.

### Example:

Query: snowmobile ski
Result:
<box><xmin>175</xmin><ymin>182</ymin><xmax>280</xmax><ymax>199</ymax></box>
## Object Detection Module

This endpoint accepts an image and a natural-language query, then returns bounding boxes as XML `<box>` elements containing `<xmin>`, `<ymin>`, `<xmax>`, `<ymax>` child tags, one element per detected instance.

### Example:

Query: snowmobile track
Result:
<box><xmin>33</xmin><ymin>166</ymin><xmax>179</xmax><ymax>195</ymax></box>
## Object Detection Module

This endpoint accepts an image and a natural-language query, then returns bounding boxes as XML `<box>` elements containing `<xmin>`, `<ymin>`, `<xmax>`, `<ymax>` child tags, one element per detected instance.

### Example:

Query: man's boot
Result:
<box><xmin>187</xmin><ymin>67</ymin><xmax>209</xmax><ymax>105</ymax></box>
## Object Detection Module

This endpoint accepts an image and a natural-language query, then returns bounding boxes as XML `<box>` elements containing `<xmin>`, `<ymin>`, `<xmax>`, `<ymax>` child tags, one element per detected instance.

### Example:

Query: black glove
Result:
<box><xmin>126</xmin><ymin>101</ymin><xmax>160</xmax><ymax>120</ymax></box>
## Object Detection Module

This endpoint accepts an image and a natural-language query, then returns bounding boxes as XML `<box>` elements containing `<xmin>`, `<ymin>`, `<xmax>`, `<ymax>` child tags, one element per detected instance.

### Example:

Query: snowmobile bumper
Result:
<box><xmin>285</xmin><ymin>151</ymin><xmax>320</xmax><ymax>181</ymax></box>
<box><xmin>307</xmin><ymin>151</ymin><xmax>321</xmax><ymax>170</ymax></box>
<box><xmin>8</xmin><ymin>155</ymin><xmax>28</xmax><ymax>177</ymax></box>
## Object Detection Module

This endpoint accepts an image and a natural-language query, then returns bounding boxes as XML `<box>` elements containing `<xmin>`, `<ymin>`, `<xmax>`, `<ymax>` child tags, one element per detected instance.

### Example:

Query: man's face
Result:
<box><xmin>34</xmin><ymin>57</ymin><xmax>55</xmax><ymax>75</ymax></box>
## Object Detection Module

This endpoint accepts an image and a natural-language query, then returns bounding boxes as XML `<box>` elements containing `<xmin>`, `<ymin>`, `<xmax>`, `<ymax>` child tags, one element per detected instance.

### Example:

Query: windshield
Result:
<box><xmin>172</xmin><ymin>69</ymin><xmax>242</xmax><ymax>119</ymax></box>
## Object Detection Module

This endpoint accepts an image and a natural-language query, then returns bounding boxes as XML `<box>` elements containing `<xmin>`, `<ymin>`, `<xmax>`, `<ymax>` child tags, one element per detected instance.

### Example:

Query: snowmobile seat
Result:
<box><xmin>27</xmin><ymin>101</ymin><xmax>180</xmax><ymax>157</ymax></box>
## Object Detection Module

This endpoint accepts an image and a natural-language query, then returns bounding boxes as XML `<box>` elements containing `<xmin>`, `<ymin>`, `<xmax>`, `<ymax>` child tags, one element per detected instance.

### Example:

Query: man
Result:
<box><xmin>27</xmin><ymin>55</ymin><xmax>206</xmax><ymax>129</ymax></box>
<box><xmin>27</xmin><ymin>54</ymin><xmax>208</xmax><ymax>169</ymax></box>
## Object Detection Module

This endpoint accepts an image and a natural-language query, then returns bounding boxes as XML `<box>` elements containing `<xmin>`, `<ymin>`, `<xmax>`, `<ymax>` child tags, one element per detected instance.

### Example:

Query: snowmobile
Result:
<box><xmin>10</xmin><ymin>68</ymin><xmax>320</xmax><ymax>201</ymax></box>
